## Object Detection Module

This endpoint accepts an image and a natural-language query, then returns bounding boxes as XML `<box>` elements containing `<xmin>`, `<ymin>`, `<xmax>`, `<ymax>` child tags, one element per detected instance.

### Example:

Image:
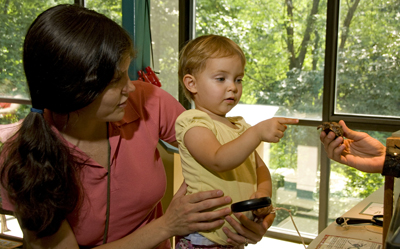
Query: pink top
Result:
<box><xmin>1</xmin><ymin>81</ymin><xmax>185</xmax><ymax>247</ymax></box>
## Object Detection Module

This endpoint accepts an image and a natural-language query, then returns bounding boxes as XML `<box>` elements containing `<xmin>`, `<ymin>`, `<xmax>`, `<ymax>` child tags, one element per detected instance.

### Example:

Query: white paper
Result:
<box><xmin>360</xmin><ymin>202</ymin><xmax>384</xmax><ymax>216</ymax></box>
<box><xmin>316</xmin><ymin>235</ymin><xmax>382</xmax><ymax>249</ymax></box>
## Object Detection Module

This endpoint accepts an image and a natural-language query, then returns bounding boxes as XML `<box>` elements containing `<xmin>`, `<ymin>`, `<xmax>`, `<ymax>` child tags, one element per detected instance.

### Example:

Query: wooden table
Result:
<box><xmin>308</xmin><ymin>181</ymin><xmax>399</xmax><ymax>248</ymax></box>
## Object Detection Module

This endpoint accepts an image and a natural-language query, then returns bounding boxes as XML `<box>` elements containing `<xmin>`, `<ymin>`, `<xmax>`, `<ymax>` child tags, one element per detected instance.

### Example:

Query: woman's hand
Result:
<box><xmin>162</xmin><ymin>182</ymin><xmax>232</xmax><ymax>237</ymax></box>
<box><xmin>222</xmin><ymin>211</ymin><xmax>275</xmax><ymax>247</ymax></box>
<box><xmin>320</xmin><ymin>120</ymin><xmax>385</xmax><ymax>173</ymax></box>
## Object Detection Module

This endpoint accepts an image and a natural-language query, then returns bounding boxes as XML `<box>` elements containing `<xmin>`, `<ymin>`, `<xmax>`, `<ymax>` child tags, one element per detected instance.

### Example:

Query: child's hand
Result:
<box><xmin>253</xmin><ymin>203</ymin><xmax>273</xmax><ymax>219</ymax></box>
<box><xmin>250</xmin><ymin>192</ymin><xmax>273</xmax><ymax>219</ymax></box>
<box><xmin>254</xmin><ymin>117</ymin><xmax>298</xmax><ymax>143</ymax></box>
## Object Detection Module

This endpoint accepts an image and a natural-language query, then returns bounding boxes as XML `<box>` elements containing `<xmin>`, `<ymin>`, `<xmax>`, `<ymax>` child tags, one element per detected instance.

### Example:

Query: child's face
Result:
<box><xmin>191</xmin><ymin>55</ymin><xmax>244</xmax><ymax>117</ymax></box>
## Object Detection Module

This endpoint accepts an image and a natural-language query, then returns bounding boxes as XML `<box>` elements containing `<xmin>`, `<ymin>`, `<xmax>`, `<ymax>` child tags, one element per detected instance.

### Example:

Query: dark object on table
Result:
<box><xmin>336</xmin><ymin>215</ymin><xmax>383</xmax><ymax>227</ymax></box>
<box><xmin>231</xmin><ymin>197</ymin><xmax>271</xmax><ymax>212</ymax></box>
<box><xmin>317</xmin><ymin>122</ymin><xmax>344</xmax><ymax>138</ymax></box>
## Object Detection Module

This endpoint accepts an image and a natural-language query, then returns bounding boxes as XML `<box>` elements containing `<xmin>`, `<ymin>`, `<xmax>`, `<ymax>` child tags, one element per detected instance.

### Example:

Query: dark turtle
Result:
<box><xmin>317</xmin><ymin>122</ymin><xmax>344</xmax><ymax>138</ymax></box>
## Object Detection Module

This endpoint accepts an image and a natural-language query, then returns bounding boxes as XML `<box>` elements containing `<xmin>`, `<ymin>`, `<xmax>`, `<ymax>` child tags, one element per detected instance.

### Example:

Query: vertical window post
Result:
<box><xmin>178</xmin><ymin>0</ymin><xmax>194</xmax><ymax>109</ymax></box>
<box><xmin>319</xmin><ymin>0</ymin><xmax>340</xmax><ymax>233</ymax></box>
<box><xmin>74</xmin><ymin>0</ymin><xmax>85</xmax><ymax>7</ymax></box>
<box><xmin>122</xmin><ymin>0</ymin><xmax>151</xmax><ymax>80</ymax></box>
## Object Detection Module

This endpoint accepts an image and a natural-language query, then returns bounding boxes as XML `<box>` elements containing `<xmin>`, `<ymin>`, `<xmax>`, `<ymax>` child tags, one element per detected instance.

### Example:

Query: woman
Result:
<box><xmin>0</xmin><ymin>4</ymin><xmax>273</xmax><ymax>248</ymax></box>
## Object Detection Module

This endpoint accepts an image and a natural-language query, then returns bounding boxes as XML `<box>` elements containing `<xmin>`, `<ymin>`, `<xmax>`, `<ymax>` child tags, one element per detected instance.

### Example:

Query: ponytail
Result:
<box><xmin>0</xmin><ymin>111</ymin><xmax>82</xmax><ymax>237</ymax></box>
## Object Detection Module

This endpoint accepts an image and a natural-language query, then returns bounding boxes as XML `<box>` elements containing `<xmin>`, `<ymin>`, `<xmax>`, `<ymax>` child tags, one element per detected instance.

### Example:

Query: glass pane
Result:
<box><xmin>150</xmin><ymin>0</ymin><xmax>179</xmax><ymax>99</ymax></box>
<box><xmin>85</xmin><ymin>0</ymin><xmax>122</xmax><ymax>25</ymax></box>
<box><xmin>196</xmin><ymin>0</ymin><xmax>327</xmax><ymax>120</ymax></box>
<box><xmin>0</xmin><ymin>103</ymin><xmax>30</xmax><ymax>125</ymax></box>
<box><xmin>267</xmin><ymin>125</ymin><xmax>321</xmax><ymax>236</ymax></box>
<box><xmin>328</xmin><ymin>130</ymin><xmax>388</xmax><ymax>223</ymax></box>
<box><xmin>87</xmin><ymin>0</ymin><xmax>180</xmax><ymax>99</ymax></box>
<box><xmin>0</xmin><ymin>0</ymin><xmax>74</xmax><ymax>100</ymax></box>
<box><xmin>268</xmin><ymin>125</ymin><xmax>320</xmax><ymax>236</ymax></box>
<box><xmin>336</xmin><ymin>1</ymin><xmax>400</xmax><ymax>117</ymax></box>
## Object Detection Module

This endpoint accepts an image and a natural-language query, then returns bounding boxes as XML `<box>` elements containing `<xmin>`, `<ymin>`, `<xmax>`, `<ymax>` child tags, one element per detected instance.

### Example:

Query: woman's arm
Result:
<box><xmin>22</xmin><ymin>183</ymin><xmax>232</xmax><ymax>249</ymax></box>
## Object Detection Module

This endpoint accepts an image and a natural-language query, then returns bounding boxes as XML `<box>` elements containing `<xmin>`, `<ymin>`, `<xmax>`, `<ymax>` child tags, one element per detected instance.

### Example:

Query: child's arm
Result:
<box><xmin>184</xmin><ymin>117</ymin><xmax>298</xmax><ymax>172</ymax></box>
<box><xmin>251</xmin><ymin>152</ymin><xmax>274</xmax><ymax>218</ymax></box>
<box><xmin>254</xmin><ymin>152</ymin><xmax>272</xmax><ymax>198</ymax></box>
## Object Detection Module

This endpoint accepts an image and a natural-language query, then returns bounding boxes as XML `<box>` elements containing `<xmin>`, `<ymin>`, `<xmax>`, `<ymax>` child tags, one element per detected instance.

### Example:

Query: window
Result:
<box><xmin>193</xmin><ymin>0</ymin><xmax>399</xmax><ymax>243</ymax></box>
<box><xmin>0</xmin><ymin>0</ymin><xmax>180</xmax><ymax>128</ymax></box>
<box><xmin>85</xmin><ymin>0</ymin><xmax>122</xmax><ymax>25</ymax></box>
<box><xmin>150</xmin><ymin>0</ymin><xmax>179</xmax><ymax>99</ymax></box>
<box><xmin>0</xmin><ymin>0</ymin><xmax>74</xmax><ymax>126</ymax></box>
<box><xmin>336</xmin><ymin>1</ymin><xmax>400</xmax><ymax>119</ymax></box>
<box><xmin>97</xmin><ymin>0</ymin><xmax>179</xmax><ymax>99</ymax></box>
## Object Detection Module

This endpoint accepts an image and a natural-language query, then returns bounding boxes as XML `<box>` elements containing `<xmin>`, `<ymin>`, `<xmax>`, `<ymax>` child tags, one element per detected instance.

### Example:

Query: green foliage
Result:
<box><xmin>336</xmin><ymin>1</ymin><xmax>400</xmax><ymax>115</ymax></box>
<box><xmin>0</xmin><ymin>104</ymin><xmax>29</xmax><ymax>124</ymax></box>
<box><xmin>86</xmin><ymin>0</ymin><xmax>122</xmax><ymax>25</ymax></box>
<box><xmin>0</xmin><ymin>0</ymin><xmax>73</xmax><ymax>99</ymax></box>
<box><xmin>331</xmin><ymin>163</ymin><xmax>384</xmax><ymax>198</ymax></box>
<box><xmin>260</xmin><ymin>69</ymin><xmax>324</xmax><ymax>119</ymax></box>
<box><xmin>149</xmin><ymin>0</ymin><xmax>179</xmax><ymax>99</ymax></box>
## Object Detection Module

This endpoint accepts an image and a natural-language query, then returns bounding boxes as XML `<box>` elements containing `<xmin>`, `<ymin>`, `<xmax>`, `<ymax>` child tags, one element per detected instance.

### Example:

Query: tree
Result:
<box><xmin>336</xmin><ymin>1</ymin><xmax>400</xmax><ymax>116</ymax></box>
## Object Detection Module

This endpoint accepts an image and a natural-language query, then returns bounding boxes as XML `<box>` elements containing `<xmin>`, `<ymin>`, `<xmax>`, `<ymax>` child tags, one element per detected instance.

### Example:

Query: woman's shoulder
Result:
<box><xmin>130</xmin><ymin>80</ymin><xmax>184</xmax><ymax>110</ymax></box>
<box><xmin>131</xmin><ymin>80</ymin><xmax>169</xmax><ymax>97</ymax></box>
<box><xmin>0</xmin><ymin>119</ymin><xmax>23</xmax><ymax>143</ymax></box>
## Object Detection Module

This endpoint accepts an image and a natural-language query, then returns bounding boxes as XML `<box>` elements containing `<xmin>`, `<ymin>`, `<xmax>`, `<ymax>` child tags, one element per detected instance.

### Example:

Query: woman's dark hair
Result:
<box><xmin>0</xmin><ymin>4</ymin><xmax>134</xmax><ymax>237</ymax></box>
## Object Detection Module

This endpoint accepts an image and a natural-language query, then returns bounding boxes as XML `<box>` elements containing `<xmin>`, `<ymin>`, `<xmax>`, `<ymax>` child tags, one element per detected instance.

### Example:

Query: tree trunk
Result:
<box><xmin>285</xmin><ymin>0</ymin><xmax>320</xmax><ymax>70</ymax></box>
<box><xmin>285</xmin><ymin>0</ymin><xmax>296</xmax><ymax>69</ymax></box>
<box><xmin>312</xmin><ymin>30</ymin><xmax>320</xmax><ymax>71</ymax></box>
<box><xmin>296</xmin><ymin>0</ymin><xmax>320</xmax><ymax>70</ymax></box>
<box><xmin>3</xmin><ymin>0</ymin><xmax>10</xmax><ymax>15</ymax></box>
<box><xmin>339</xmin><ymin>0</ymin><xmax>361</xmax><ymax>50</ymax></box>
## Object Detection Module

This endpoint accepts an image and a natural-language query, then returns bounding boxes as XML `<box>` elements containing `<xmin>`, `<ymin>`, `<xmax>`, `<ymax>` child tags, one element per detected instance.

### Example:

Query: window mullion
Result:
<box><xmin>318</xmin><ymin>0</ymin><xmax>340</xmax><ymax>233</ymax></box>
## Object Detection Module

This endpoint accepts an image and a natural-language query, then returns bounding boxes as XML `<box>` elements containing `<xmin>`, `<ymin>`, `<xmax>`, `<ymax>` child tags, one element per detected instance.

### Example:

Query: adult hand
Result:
<box><xmin>162</xmin><ymin>182</ymin><xmax>232</xmax><ymax>237</ymax></box>
<box><xmin>222</xmin><ymin>211</ymin><xmax>275</xmax><ymax>247</ymax></box>
<box><xmin>320</xmin><ymin>120</ymin><xmax>385</xmax><ymax>173</ymax></box>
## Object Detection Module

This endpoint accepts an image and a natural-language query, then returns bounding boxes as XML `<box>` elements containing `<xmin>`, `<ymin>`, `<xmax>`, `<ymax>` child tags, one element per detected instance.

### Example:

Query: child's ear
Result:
<box><xmin>183</xmin><ymin>74</ymin><xmax>197</xmax><ymax>94</ymax></box>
